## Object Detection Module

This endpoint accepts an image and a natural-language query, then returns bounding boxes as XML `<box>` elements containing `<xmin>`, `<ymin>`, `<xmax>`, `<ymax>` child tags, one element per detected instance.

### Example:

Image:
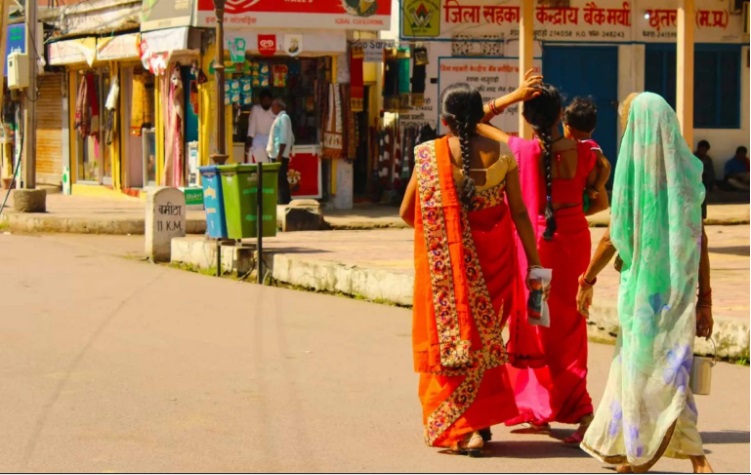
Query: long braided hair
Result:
<box><xmin>522</xmin><ymin>83</ymin><xmax>563</xmax><ymax>241</ymax></box>
<box><xmin>440</xmin><ymin>83</ymin><xmax>485</xmax><ymax>208</ymax></box>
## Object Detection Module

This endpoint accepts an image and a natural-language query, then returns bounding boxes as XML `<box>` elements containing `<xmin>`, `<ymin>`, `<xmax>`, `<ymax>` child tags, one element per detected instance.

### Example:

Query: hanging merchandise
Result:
<box><xmin>74</xmin><ymin>73</ymin><xmax>91</xmax><ymax>137</ymax></box>
<box><xmin>130</xmin><ymin>74</ymin><xmax>147</xmax><ymax>135</ymax></box>
<box><xmin>383</xmin><ymin>48</ymin><xmax>398</xmax><ymax>112</ymax></box>
<box><xmin>163</xmin><ymin>63</ymin><xmax>184</xmax><ymax>187</ymax></box>
<box><xmin>349</xmin><ymin>45</ymin><xmax>364</xmax><ymax>112</ymax></box>
<box><xmin>230</xmin><ymin>79</ymin><xmax>241</xmax><ymax>104</ymax></box>
<box><xmin>190</xmin><ymin>80</ymin><xmax>200</xmax><ymax>115</ymax></box>
<box><xmin>411</xmin><ymin>46</ymin><xmax>428</xmax><ymax>107</ymax></box>
<box><xmin>322</xmin><ymin>83</ymin><xmax>343</xmax><ymax>160</ymax></box>
<box><xmin>240</xmin><ymin>77</ymin><xmax>253</xmax><ymax>105</ymax></box>
<box><xmin>259</xmin><ymin>62</ymin><xmax>270</xmax><ymax>87</ymax></box>
<box><xmin>104</xmin><ymin>77</ymin><xmax>119</xmax><ymax>145</ymax></box>
<box><xmin>397</xmin><ymin>47</ymin><xmax>411</xmax><ymax>113</ymax></box>
<box><xmin>272</xmin><ymin>64</ymin><xmax>288</xmax><ymax>88</ymax></box>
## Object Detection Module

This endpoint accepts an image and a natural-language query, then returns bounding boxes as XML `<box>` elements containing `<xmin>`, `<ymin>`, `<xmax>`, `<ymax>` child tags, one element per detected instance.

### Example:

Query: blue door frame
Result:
<box><xmin>542</xmin><ymin>44</ymin><xmax>619</xmax><ymax>181</ymax></box>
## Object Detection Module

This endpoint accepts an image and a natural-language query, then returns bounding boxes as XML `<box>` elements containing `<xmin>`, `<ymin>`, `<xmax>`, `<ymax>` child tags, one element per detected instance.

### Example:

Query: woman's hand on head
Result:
<box><xmin>514</xmin><ymin>69</ymin><xmax>543</xmax><ymax>102</ymax></box>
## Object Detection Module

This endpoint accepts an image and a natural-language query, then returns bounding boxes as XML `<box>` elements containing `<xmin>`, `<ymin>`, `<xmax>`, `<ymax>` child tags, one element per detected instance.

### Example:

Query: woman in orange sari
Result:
<box><xmin>400</xmin><ymin>76</ymin><xmax>545</xmax><ymax>456</ymax></box>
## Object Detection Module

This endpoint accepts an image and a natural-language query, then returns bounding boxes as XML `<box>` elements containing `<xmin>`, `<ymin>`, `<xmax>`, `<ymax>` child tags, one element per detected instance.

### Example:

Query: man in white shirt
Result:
<box><xmin>246</xmin><ymin>88</ymin><xmax>275</xmax><ymax>163</ymax></box>
<box><xmin>267</xmin><ymin>98</ymin><xmax>295</xmax><ymax>204</ymax></box>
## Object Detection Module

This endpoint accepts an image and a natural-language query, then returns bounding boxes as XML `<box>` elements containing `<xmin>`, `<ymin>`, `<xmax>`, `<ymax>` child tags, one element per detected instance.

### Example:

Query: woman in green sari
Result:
<box><xmin>575</xmin><ymin>92</ymin><xmax>714</xmax><ymax>473</ymax></box>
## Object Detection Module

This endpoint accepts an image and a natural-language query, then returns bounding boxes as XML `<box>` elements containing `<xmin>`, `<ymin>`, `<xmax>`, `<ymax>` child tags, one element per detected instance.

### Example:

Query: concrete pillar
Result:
<box><xmin>677</xmin><ymin>0</ymin><xmax>695</xmax><ymax>147</ymax></box>
<box><xmin>518</xmin><ymin>0</ymin><xmax>534</xmax><ymax>139</ymax></box>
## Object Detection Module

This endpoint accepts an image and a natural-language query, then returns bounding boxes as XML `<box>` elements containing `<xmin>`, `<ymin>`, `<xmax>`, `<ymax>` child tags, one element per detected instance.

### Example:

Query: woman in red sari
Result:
<box><xmin>400</xmin><ymin>77</ymin><xmax>545</xmax><ymax>456</ymax></box>
<box><xmin>476</xmin><ymin>84</ymin><xmax>610</xmax><ymax>444</ymax></box>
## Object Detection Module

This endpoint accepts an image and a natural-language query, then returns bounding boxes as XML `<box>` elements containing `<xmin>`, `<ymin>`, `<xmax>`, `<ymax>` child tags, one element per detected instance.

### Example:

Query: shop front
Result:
<box><xmin>220</xmin><ymin>29</ymin><xmax>348</xmax><ymax>199</ymax></box>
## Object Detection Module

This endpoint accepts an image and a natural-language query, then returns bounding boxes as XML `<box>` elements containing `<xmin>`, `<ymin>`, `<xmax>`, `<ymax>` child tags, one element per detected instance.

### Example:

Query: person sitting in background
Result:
<box><xmin>694</xmin><ymin>140</ymin><xmax>715</xmax><ymax>220</ymax></box>
<box><xmin>562</xmin><ymin>97</ymin><xmax>612</xmax><ymax>213</ymax></box>
<box><xmin>724</xmin><ymin>146</ymin><xmax>749</xmax><ymax>191</ymax></box>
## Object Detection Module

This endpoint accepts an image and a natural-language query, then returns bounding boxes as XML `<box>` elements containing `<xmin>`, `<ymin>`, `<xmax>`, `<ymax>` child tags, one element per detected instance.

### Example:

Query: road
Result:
<box><xmin>0</xmin><ymin>233</ymin><xmax>748</xmax><ymax>473</ymax></box>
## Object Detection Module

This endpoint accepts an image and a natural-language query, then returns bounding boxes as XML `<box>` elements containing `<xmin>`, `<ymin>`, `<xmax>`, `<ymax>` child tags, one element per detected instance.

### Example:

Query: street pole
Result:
<box><xmin>518</xmin><ymin>0</ymin><xmax>533</xmax><ymax>140</ymax></box>
<box><xmin>677</xmin><ymin>0</ymin><xmax>695</xmax><ymax>147</ymax></box>
<box><xmin>23</xmin><ymin>0</ymin><xmax>37</xmax><ymax>188</ymax></box>
<box><xmin>210</xmin><ymin>0</ymin><xmax>229</xmax><ymax>165</ymax></box>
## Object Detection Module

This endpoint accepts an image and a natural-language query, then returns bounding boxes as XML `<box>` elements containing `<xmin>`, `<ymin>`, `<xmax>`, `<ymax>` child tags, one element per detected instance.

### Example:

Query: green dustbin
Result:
<box><xmin>218</xmin><ymin>163</ymin><xmax>280</xmax><ymax>239</ymax></box>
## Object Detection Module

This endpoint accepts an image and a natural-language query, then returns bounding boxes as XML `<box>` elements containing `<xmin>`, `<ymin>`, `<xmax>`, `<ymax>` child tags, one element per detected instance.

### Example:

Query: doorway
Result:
<box><xmin>541</xmin><ymin>45</ymin><xmax>619</xmax><ymax>175</ymax></box>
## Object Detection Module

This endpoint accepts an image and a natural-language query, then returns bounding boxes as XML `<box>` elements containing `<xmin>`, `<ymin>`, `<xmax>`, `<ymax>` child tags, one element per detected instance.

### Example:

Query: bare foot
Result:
<box><xmin>616</xmin><ymin>464</ymin><xmax>633</xmax><ymax>473</ymax></box>
<box><xmin>690</xmin><ymin>456</ymin><xmax>713</xmax><ymax>473</ymax></box>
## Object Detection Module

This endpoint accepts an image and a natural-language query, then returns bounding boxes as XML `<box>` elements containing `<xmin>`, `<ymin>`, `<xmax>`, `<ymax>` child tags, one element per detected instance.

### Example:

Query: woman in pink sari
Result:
<box><xmin>476</xmin><ymin>83</ymin><xmax>610</xmax><ymax>444</ymax></box>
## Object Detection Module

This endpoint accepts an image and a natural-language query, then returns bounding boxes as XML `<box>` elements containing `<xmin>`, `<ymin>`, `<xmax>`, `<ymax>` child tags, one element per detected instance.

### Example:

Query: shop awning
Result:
<box><xmin>96</xmin><ymin>33</ymin><xmax>141</xmax><ymax>61</ymax></box>
<box><xmin>48</xmin><ymin>37</ymin><xmax>98</xmax><ymax>67</ymax></box>
<box><xmin>140</xmin><ymin>26</ymin><xmax>193</xmax><ymax>53</ymax></box>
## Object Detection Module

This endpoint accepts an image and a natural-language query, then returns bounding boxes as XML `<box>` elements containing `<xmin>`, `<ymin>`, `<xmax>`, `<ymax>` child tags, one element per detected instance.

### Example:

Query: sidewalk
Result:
<box><xmin>2</xmin><ymin>192</ymin><xmax>749</xmax><ymax>234</ymax></box>
<box><xmin>170</xmin><ymin>225</ymin><xmax>749</xmax><ymax>359</ymax></box>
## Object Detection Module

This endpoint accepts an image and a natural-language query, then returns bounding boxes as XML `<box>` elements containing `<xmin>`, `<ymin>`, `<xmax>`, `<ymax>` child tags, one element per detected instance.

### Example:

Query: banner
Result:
<box><xmin>348</xmin><ymin>39</ymin><xmax>395</xmax><ymax>63</ymax></box>
<box><xmin>196</xmin><ymin>0</ymin><xmax>391</xmax><ymax>30</ymax></box>
<box><xmin>436</xmin><ymin>57</ymin><xmax>542</xmax><ymax>135</ymax></box>
<box><xmin>400</xmin><ymin>0</ymin><xmax>745</xmax><ymax>44</ymax></box>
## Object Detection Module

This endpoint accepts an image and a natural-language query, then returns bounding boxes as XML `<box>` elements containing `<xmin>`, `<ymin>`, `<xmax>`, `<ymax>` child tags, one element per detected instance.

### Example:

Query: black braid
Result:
<box><xmin>457</xmin><ymin>115</ymin><xmax>476</xmax><ymax>208</ymax></box>
<box><xmin>536</xmin><ymin>127</ymin><xmax>557</xmax><ymax>240</ymax></box>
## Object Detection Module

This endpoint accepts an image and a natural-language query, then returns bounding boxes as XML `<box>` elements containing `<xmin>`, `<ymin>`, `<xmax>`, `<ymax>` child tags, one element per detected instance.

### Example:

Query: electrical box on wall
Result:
<box><xmin>7</xmin><ymin>52</ymin><xmax>29</xmax><ymax>90</ymax></box>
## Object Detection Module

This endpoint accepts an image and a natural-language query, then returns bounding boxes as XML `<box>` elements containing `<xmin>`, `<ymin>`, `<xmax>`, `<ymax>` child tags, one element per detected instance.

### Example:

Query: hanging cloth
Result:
<box><xmin>162</xmin><ymin>63</ymin><xmax>185</xmax><ymax>187</ymax></box>
<box><xmin>350</xmin><ymin>46</ymin><xmax>364</xmax><ymax>112</ymax></box>
<box><xmin>383</xmin><ymin>48</ymin><xmax>399</xmax><ymax>113</ymax></box>
<box><xmin>74</xmin><ymin>73</ymin><xmax>90</xmax><ymax>137</ymax></box>
<box><xmin>322</xmin><ymin>83</ymin><xmax>343</xmax><ymax>160</ymax></box>
<box><xmin>411</xmin><ymin>46</ymin><xmax>428</xmax><ymax>107</ymax></box>
<box><xmin>397</xmin><ymin>47</ymin><xmax>411</xmax><ymax>113</ymax></box>
<box><xmin>87</xmin><ymin>74</ymin><xmax>100</xmax><ymax>135</ymax></box>
<box><xmin>131</xmin><ymin>74</ymin><xmax>146</xmax><ymax>136</ymax></box>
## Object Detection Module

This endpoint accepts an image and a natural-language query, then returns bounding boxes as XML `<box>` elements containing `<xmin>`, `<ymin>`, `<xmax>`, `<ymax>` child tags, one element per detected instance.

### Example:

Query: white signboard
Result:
<box><xmin>348</xmin><ymin>39</ymin><xmax>395</xmax><ymax>62</ymax></box>
<box><xmin>437</xmin><ymin>57</ymin><xmax>542</xmax><ymax>135</ymax></box>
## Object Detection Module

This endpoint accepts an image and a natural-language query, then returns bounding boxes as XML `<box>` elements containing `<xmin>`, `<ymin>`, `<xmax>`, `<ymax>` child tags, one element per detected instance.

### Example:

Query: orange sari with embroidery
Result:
<box><xmin>412</xmin><ymin>137</ymin><xmax>522</xmax><ymax>447</ymax></box>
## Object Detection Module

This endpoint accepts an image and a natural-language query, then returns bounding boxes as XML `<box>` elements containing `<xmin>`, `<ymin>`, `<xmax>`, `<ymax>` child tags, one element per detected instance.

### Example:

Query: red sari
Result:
<box><xmin>505</xmin><ymin>136</ymin><xmax>595</xmax><ymax>425</ymax></box>
<box><xmin>412</xmin><ymin>137</ymin><xmax>522</xmax><ymax>447</ymax></box>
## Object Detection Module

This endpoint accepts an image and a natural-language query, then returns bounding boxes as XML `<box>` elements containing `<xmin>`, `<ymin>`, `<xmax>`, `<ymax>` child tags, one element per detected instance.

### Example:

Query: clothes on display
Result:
<box><xmin>75</xmin><ymin>73</ymin><xmax>100</xmax><ymax>137</ymax></box>
<box><xmin>397</xmin><ymin>47</ymin><xmax>411</xmax><ymax>113</ymax></box>
<box><xmin>131</xmin><ymin>72</ymin><xmax>154</xmax><ymax>136</ymax></box>
<box><xmin>162</xmin><ymin>63</ymin><xmax>184</xmax><ymax>187</ymax></box>
<box><xmin>350</xmin><ymin>46</ymin><xmax>364</xmax><ymax>112</ymax></box>
<box><xmin>411</xmin><ymin>46</ymin><xmax>428</xmax><ymax>107</ymax></box>
<box><xmin>383</xmin><ymin>48</ymin><xmax>399</xmax><ymax>113</ymax></box>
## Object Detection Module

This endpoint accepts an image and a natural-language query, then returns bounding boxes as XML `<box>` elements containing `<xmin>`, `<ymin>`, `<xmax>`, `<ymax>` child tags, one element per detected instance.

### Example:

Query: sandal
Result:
<box><xmin>564</xmin><ymin>414</ymin><xmax>594</xmax><ymax>445</ymax></box>
<box><xmin>522</xmin><ymin>420</ymin><xmax>551</xmax><ymax>433</ymax></box>
<box><xmin>450</xmin><ymin>431</ymin><xmax>485</xmax><ymax>457</ymax></box>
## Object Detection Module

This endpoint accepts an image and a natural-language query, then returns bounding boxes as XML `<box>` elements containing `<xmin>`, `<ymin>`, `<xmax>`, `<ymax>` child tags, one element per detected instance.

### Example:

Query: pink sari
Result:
<box><xmin>505</xmin><ymin>136</ymin><xmax>594</xmax><ymax>425</ymax></box>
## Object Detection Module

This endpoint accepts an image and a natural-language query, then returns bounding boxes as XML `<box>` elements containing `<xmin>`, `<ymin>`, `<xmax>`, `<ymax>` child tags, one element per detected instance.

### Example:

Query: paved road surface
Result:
<box><xmin>0</xmin><ymin>234</ymin><xmax>748</xmax><ymax>473</ymax></box>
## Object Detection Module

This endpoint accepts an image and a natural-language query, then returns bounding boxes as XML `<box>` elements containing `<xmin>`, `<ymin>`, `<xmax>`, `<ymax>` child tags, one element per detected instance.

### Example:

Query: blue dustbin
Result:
<box><xmin>199</xmin><ymin>166</ymin><xmax>227</xmax><ymax>239</ymax></box>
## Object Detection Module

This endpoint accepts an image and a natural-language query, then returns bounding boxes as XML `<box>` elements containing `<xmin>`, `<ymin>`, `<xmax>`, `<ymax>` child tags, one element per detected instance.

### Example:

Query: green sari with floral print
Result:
<box><xmin>581</xmin><ymin>93</ymin><xmax>705</xmax><ymax>470</ymax></box>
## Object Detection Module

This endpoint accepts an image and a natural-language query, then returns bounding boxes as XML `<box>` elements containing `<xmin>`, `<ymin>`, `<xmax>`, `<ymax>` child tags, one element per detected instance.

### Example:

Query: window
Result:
<box><xmin>644</xmin><ymin>44</ymin><xmax>741</xmax><ymax>129</ymax></box>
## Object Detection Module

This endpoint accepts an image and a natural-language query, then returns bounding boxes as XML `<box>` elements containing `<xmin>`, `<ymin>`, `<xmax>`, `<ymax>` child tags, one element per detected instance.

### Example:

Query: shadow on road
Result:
<box><xmin>709</xmin><ymin>245</ymin><xmax>750</xmax><ymax>257</ymax></box>
<box><xmin>470</xmin><ymin>439</ymin><xmax>591</xmax><ymax>459</ymax></box>
<box><xmin>700</xmin><ymin>430</ymin><xmax>751</xmax><ymax>444</ymax></box>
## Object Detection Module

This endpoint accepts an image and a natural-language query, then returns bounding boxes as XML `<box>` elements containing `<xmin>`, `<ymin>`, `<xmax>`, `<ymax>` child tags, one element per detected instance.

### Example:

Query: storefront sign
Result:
<box><xmin>48</xmin><ymin>38</ymin><xmax>97</xmax><ymax>66</ymax></box>
<box><xmin>348</xmin><ymin>39</ymin><xmax>395</xmax><ymax>62</ymax></box>
<box><xmin>436</xmin><ymin>57</ymin><xmax>542</xmax><ymax>134</ymax></box>
<box><xmin>96</xmin><ymin>33</ymin><xmax>140</xmax><ymax>61</ymax></box>
<box><xmin>400</xmin><ymin>0</ymin><xmax>745</xmax><ymax>44</ymax></box>
<box><xmin>195</xmin><ymin>0</ymin><xmax>391</xmax><ymax>31</ymax></box>
<box><xmin>139</xmin><ymin>37</ymin><xmax>171</xmax><ymax>75</ymax></box>
<box><xmin>257</xmin><ymin>34</ymin><xmax>277</xmax><ymax>56</ymax></box>
<box><xmin>284</xmin><ymin>34</ymin><xmax>303</xmax><ymax>57</ymax></box>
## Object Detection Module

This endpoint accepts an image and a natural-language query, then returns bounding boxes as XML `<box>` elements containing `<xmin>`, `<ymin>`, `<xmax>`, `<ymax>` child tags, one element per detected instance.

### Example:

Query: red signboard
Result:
<box><xmin>196</xmin><ymin>0</ymin><xmax>391</xmax><ymax>31</ymax></box>
<box><xmin>257</xmin><ymin>34</ymin><xmax>276</xmax><ymax>56</ymax></box>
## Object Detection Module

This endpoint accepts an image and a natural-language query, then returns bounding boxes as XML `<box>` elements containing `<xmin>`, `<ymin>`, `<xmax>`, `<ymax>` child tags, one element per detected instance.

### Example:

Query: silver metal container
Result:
<box><xmin>689</xmin><ymin>338</ymin><xmax>716</xmax><ymax>396</ymax></box>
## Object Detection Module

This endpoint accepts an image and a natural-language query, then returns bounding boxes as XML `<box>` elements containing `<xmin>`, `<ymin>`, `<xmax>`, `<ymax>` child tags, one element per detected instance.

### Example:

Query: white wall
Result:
<box><xmin>695</xmin><ymin>45</ymin><xmax>750</xmax><ymax>179</ymax></box>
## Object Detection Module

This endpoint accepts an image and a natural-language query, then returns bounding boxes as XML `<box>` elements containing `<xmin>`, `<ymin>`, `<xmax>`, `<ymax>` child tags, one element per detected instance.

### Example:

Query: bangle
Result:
<box><xmin>528</xmin><ymin>265</ymin><xmax>543</xmax><ymax>271</ymax></box>
<box><xmin>488</xmin><ymin>100</ymin><xmax>504</xmax><ymax>116</ymax></box>
<box><xmin>578</xmin><ymin>274</ymin><xmax>597</xmax><ymax>288</ymax></box>
<box><xmin>697</xmin><ymin>303</ymin><xmax>712</xmax><ymax>309</ymax></box>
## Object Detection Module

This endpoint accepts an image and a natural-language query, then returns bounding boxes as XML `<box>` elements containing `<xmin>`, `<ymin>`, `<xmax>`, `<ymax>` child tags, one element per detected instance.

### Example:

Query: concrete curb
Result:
<box><xmin>268</xmin><ymin>255</ymin><xmax>748</xmax><ymax>360</ymax></box>
<box><xmin>169</xmin><ymin>236</ymin><xmax>748</xmax><ymax>360</ymax></box>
